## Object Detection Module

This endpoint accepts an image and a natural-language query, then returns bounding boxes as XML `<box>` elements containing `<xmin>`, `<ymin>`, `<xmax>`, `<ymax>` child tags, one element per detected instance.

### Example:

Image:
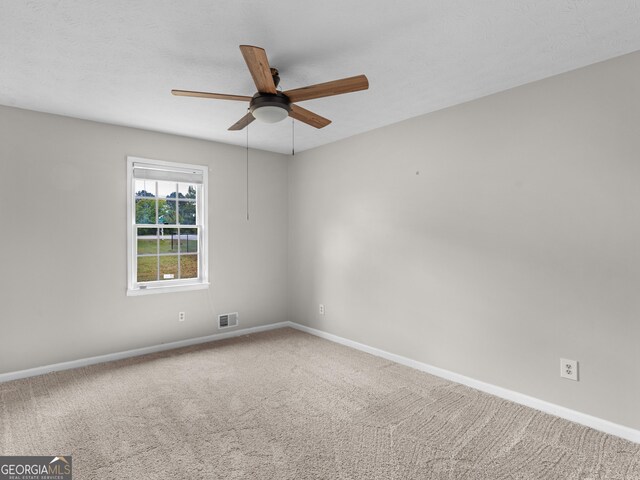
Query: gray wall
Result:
<box><xmin>0</xmin><ymin>105</ymin><xmax>288</xmax><ymax>374</ymax></box>
<box><xmin>288</xmin><ymin>51</ymin><xmax>640</xmax><ymax>430</ymax></box>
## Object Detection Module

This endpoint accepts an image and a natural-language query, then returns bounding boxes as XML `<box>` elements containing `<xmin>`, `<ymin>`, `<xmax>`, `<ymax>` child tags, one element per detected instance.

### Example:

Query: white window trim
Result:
<box><xmin>126</xmin><ymin>156</ymin><xmax>209</xmax><ymax>296</ymax></box>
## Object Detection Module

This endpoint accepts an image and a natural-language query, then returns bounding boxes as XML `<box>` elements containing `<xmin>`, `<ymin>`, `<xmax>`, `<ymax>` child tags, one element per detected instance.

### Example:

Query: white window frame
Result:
<box><xmin>126</xmin><ymin>156</ymin><xmax>209</xmax><ymax>296</ymax></box>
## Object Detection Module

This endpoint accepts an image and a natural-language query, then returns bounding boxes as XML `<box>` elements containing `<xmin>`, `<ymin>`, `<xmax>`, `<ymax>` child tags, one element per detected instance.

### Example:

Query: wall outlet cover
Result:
<box><xmin>560</xmin><ymin>358</ymin><xmax>578</xmax><ymax>381</ymax></box>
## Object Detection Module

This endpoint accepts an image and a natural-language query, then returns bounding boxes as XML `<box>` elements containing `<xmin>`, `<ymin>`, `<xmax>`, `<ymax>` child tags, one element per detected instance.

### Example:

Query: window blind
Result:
<box><xmin>133</xmin><ymin>163</ymin><xmax>204</xmax><ymax>184</ymax></box>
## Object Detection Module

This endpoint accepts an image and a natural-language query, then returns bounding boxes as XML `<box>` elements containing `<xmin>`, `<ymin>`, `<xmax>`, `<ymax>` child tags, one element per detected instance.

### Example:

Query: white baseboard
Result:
<box><xmin>287</xmin><ymin>321</ymin><xmax>640</xmax><ymax>444</ymax></box>
<box><xmin>0</xmin><ymin>322</ymin><xmax>290</xmax><ymax>384</ymax></box>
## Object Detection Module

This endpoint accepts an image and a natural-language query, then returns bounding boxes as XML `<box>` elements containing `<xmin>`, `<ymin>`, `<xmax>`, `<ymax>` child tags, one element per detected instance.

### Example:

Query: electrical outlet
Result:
<box><xmin>319</xmin><ymin>304</ymin><xmax>325</xmax><ymax>315</ymax></box>
<box><xmin>178</xmin><ymin>312</ymin><xmax>186</xmax><ymax>322</ymax></box>
<box><xmin>560</xmin><ymin>358</ymin><xmax>578</xmax><ymax>381</ymax></box>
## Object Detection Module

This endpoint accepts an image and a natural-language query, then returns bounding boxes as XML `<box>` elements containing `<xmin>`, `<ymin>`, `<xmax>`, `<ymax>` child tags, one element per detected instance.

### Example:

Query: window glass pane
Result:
<box><xmin>179</xmin><ymin>183</ymin><xmax>197</xmax><ymax>199</ymax></box>
<box><xmin>137</xmin><ymin>228</ymin><xmax>158</xmax><ymax>255</ymax></box>
<box><xmin>180</xmin><ymin>228</ymin><xmax>198</xmax><ymax>253</ymax></box>
<box><xmin>180</xmin><ymin>254</ymin><xmax>198</xmax><ymax>279</ymax></box>
<box><xmin>157</xmin><ymin>181</ymin><xmax>177</xmax><ymax>199</ymax></box>
<box><xmin>158</xmin><ymin>199</ymin><xmax>176</xmax><ymax>225</ymax></box>
<box><xmin>135</xmin><ymin>198</ymin><xmax>156</xmax><ymax>224</ymax></box>
<box><xmin>179</xmin><ymin>200</ymin><xmax>196</xmax><ymax>225</ymax></box>
<box><xmin>159</xmin><ymin>228</ymin><xmax>178</xmax><ymax>254</ymax></box>
<box><xmin>137</xmin><ymin>256</ymin><xmax>158</xmax><ymax>282</ymax></box>
<box><xmin>159</xmin><ymin>255</ymin><xmax>179</xmax><ymax>280</ymax></box>
<box><xmin>135</xmin><ymin>179</ymin><xmax>156</xmax><ymax>198</ymax></box>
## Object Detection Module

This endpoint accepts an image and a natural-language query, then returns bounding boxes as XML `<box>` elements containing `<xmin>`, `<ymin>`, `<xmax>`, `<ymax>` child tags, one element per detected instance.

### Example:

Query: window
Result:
<box><xmin>127</xmin><ymin>157</ymin><xmax>208</xmax><ymax>295</ymax></box>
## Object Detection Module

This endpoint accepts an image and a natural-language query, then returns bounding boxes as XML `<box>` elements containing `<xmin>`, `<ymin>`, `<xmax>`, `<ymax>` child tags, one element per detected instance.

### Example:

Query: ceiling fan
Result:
<box><xmin>172</xmin><ymin>45</ymin><xmax>369</xmax><ymax>131</ymax></box>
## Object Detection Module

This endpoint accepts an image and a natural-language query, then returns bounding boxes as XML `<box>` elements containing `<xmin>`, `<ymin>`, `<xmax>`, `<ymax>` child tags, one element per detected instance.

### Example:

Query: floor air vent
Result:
<box><xmin>218</xmin><ymin>313</ymin><xmax>238</xmax><ymax>329</ymax></box>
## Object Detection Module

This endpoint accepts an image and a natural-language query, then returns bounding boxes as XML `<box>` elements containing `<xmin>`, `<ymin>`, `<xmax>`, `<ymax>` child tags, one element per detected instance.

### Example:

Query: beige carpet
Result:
<box><xmin>1</xmin><ymin>328</ymin><xmax>638</xmax><ymax>479</ymax></box>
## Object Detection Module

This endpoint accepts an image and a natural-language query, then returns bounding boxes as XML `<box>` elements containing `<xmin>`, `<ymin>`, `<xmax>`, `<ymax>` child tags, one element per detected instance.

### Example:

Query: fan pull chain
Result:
<box><xmin>246</xmin><ymin>109</ymin><xmax>250</xmax><ymax>221</ymax></box>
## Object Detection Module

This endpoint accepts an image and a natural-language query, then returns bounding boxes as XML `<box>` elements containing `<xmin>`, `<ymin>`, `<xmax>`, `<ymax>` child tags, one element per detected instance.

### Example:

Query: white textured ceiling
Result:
<box><xmin>2</xmin><ymin>1</ymin><xmax>640</xmax><ymax>154</ymax></box>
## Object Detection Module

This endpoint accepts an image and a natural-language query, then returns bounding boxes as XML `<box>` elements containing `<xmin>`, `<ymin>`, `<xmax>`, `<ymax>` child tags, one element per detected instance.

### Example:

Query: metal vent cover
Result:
<box><xmin>218</xmin><ymin>312</ymin><xmax>238</xmax><ymax>329</ymax></box>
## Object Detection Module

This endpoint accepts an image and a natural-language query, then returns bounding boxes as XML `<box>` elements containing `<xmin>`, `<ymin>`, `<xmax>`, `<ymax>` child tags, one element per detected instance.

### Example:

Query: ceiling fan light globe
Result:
<box><xmin>252</xmin><ymin>105</ymin><xmax>289</xmax><ymax>123</ymax></box>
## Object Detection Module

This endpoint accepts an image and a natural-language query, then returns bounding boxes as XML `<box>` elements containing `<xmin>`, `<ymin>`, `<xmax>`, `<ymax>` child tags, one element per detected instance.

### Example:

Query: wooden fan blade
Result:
<box><xmin>284</xmin><ymin>74</ymin><xmax>368</xmax><ymax>103</ymax></box>
<box><xmin>239</xmin><ymin>45</ymin><xmax>277</xmax><ymax>94</ymax></box>
<box><xmin>228</xmin><ymin>112</ymin><xmax>255</xmax><ymax>131</ymax></box>
<box><xmin>289</xmin><ymin>104</ymin><xmax>331</xmax><ymax>129</ymax></box>
<box><xmin>171</xmin><ymin>90</ymin><xmax>251</xmax><ymax>101</ymax></box>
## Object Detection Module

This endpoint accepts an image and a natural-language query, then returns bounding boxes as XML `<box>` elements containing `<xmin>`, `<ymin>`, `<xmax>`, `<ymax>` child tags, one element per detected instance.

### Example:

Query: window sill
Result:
<box><xmin>127</xmin><ymin>282</ymin><xmax>210</xmax><ymax>296</ymax></box>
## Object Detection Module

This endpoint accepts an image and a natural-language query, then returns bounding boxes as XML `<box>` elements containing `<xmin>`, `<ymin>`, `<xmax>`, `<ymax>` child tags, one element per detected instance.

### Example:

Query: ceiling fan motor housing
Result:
<box><xmin>250</xmin><ymin>92</ymin><xmax>291</xmax><ymax>123</ymax></box>
<box><xmin>250</xmin><ymin>92</ymin><xmax>291</xmax><ymax>112</ymax></box>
